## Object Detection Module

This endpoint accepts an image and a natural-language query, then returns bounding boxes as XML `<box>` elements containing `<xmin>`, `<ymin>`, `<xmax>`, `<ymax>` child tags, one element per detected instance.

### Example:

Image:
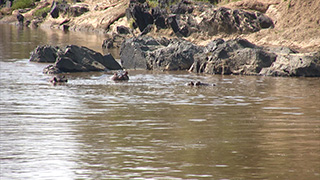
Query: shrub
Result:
<box><xmin>147</xmin><ymin>0</ymin><xmax>158</xmax><ymax>8</ymax></box>
<box><xmin>33</xmin><ymin>6</ymin><xmax>50</xmax><ymax>18</ymax></box>
<box><xmin>129</xmin><ymin>18</ymin><xmax>136</xmax><ymax>29</ymax></box>
<box><xmin>11</xmin><ymin>0</ymin><xmax>35</xmax><ymax>10</ymax></box>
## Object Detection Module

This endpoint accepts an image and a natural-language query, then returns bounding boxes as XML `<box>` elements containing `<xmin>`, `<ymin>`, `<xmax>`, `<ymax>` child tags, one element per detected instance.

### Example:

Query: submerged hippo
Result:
<box><xmin>187</xmin><ymin>81</ymin><xmax>215</xmax><ymax>87</ymax></box>
<box><xmin>50</xmin><ymin>75</ymin><xmax>68</xmax><ymax>85</ymax></box>
<box><xmin>111</xmin><ymin>71</ymin><xmax>129</xmax><ymax>81</ymax></box>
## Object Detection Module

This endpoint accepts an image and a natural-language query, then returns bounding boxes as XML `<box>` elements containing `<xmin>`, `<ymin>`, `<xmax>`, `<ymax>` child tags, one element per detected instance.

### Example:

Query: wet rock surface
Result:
<box><xmin>120</xmin><ymin>36</ymin><xmax>320</xmax><ymax>77</ymax></box>
<box><xmin>30</xmin><ymin>45</ymin><xmax>122</xmax><ymax>74</ymax></box>
<box><xmin>120</xmin><ymin>36</ymin><xmax>202</xmax><ymax>71</ymax></box>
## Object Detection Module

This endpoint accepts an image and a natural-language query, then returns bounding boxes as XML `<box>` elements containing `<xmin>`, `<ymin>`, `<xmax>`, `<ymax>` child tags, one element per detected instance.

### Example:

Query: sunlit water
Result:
<box><xmin>1</xmin><ymin>24</ymin><xmax>320</xmax><ymax>180</ymax></box>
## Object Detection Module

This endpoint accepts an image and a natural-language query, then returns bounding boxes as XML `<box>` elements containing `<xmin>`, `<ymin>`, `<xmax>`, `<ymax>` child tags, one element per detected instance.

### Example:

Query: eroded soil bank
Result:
<box><xmin>1</xmin><ymin>0</ymin><xmax>319</xmax><ymax>52</ymax></box>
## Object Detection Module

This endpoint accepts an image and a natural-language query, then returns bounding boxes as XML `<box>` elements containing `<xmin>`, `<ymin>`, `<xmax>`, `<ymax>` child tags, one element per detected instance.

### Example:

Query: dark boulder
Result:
<box><xmin>55</xmin><ymin>45</ymin><xmax>122</xmax><ymax>72</ymax></box>
<box><xmin>16</xmin><ymin>13</ymin><xmax>24</xmax><ymax>26</ymax></box>
<box><xmin>257</xmin><ymin>13</ymin><xmax>274</xmax><ymax>28</ymax></box>
<box><xmin>30</xmin><ymin>45</ymin><xmax>122</xmax><ymax>74</ymax></box>
<box><xmin>102</xmin><ymin>34</ymin><xmax>127</xmax><ymax>59</ymax></box>
<box><xmin>117</xmin><ymin>25</ymin><xmax>130</xmax><ymax>34</ymax></box>
<box><xmin>148</xmin><ymin>38</ymin><xmax>203</xmax><ymax>70</ymax></box>
<box><xmin>129</xmin><ymin>3</ymin><xmax>154</xmax><ymax>32</ymax></box>
<box><xmin>151</xmin><ymin>7</ymin><xmax>167</xmax><ymax>29</ymax></box>
<box><xmin>189</xmin><ymin>38</ymin><xmax>277</xmax><ymax>75</ymax></box>
<box><xmin>50</xmin><ymin>1</ymin><xmax>59</xmax><ymax>18</ymax></box>
<box><xmin>198</xmin><ymin>7</ymin><xmax>273</xmax><ymax>35</ymax></box>
<box><xmin>68</xmin><ymin>4</ymin><xmax>89</xmax><ymax>17</ymax></box>
<box><xmin>259</xmin><ymin>52</ymin><xmax>320</xmax><ymax>77</ymax></box>
<box><xmin>167</xmin><ymin>15</ymin><xmax>180</xmax><ymax>33</ymax></box>
<box><xmin>189</xmin><ymin>38</ymin><xmax>320</xmax><ymax>77</ymax></box>
<box><xmin>120</xmin><ymin>36</ymin><xmax>152</xmax><ymax>69</ymax></box>
<box><xmin>29</xmin><ymin>45</ymin><xmax>61</xmax><ymax>63</ymax></box>
<box><xmin>49</xmin><ymin>0</ymin><xmax>71</xmax><ymax>18</ymax></box>
<box><xmin>170</xmin><ymin>1</ymin><xmax>193</xmax><ymax>14</ymax></box>
<box><xmin>179</xmin><ymin>24</ymin><xmax>190</xmax><ymax>37</ymax></box>
<box><xmin>120</xmin><ymin>36</ymin><xmax>202</xmax><ymax>70</ymax></box>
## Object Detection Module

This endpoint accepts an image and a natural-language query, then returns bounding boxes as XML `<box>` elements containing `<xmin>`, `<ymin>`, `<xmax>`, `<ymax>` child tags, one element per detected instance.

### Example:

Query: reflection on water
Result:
<box><xmin>0</xmin><ymin>23</ymin><xmax>107</xmax><ymax>60</ymax></box>
<box><xmin>1</xmin><ymin>24</ymin><xmax>320</xmax><ymax>180</ymax></box>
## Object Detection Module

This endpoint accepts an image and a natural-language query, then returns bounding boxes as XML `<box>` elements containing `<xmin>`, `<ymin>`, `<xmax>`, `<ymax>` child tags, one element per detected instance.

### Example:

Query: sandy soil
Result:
<box><xmin>1</xmin><ymin>0</ymin><xmax>319</xmax><ymax>52</ymax></box>
<box><xmin>238</xmin><ymin>0</ymin><xmax>320</xmax><ymax>52</ymax></box>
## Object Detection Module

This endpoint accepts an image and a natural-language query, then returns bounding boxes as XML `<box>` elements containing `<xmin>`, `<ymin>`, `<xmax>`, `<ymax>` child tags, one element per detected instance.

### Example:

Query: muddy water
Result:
<box><xmin>1</xmin><ymin>24</ymin><xmax>320</xmax><ymax>180</ymax></box>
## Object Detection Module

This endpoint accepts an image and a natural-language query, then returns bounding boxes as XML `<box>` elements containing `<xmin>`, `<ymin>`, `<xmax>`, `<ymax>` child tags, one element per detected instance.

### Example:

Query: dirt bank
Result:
<box><xmin>238</xmin><ymin>0</ymin><xmax>320</xmax><ymax>52</ymax></box>
<box><xmin>1</xmin><ymin>0</ymin><xmax>319</xmax><ymax>52</ymax></box>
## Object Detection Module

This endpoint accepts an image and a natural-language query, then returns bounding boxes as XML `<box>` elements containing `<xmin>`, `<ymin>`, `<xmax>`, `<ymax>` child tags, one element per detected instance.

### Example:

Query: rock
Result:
<box><xmin>30</xmin><ymin>18</ymin><xmax>43</xmax><ymax>28</ymax></box>
<box><xmin>29</xmin><ymin>45</ymin><xmax>61</xmax><ymax>63</ymax></box>
<box><xmin>139</xmin><ymin>24</ymin><xmax>153</xmax><ymax>36</ymax></box>
<box><xmin>120</xmin><ymin>36</ymin><xmax>152</xmax><ymax>69</ymax></box>
<box><xmin>43</xmin><ymin>65</ymin><xmax>62</xmax><ymax>74</ymax></box>
<box><xmin>259</xmin><ymin>52</ymin><xmax>320</xmax><ymax>77</ymax></box>
<box><xmin>198</xmin><ymin>7</ymin><xmax>273</xmax><ymax>35</ymax></box>
<box><xmin>128</xmin><ymin>2</ymin><xmax>154</xmax><ymax>32</ymax></box>
<box><xmin>189</xmin><ymin>38</ymin><xmax>277</xmax><ymax>75</ymax></box>
<box><xmin>257</xmin><ymin>13</ymin><xmax>274</xmax><ymax>28</ymax></box>
<box><xmin>120</xmin><ymin>36</ymin><xmax>202</xmax><ymax>70</ymax></box>
<box><xmin>148</xmin><ymin>38</ymin><xmax>203</xmax><ymax>70</ymax></box>
<box><xmin>120</xmin><ymin>35</ymin><xmax>320</xmax><ymax>76</ymax></box>
<box><xmin>151</xmin><ymin>7</ymin><xmax>167</xmax><ymax>29</ymax></box>
<box><xmin>56</xmin><ymin>45</ymin><xmax>122</xmax><ymax>72</ymax></box>
<box><xmin>179</xmin><ymin>24</ymin><xmax>190</xmax><ymax>37</ymax></box>
<box><xmin>16</xmin><ymin>13</ymin><xmax>24</xmax><ymax>26</ymax></box>
<box><xmin>30</xmin><ymin>45</ymin><xmax>122</xmax><ymax>74</ymax></box>
<box><xmin>102</xmin><ymin>34</ymin><xmax>127</xmax><ymax>59</ymax></box>
<box><xmin>49</xmin><ymin>0</ymin><xmax>71</xmax><ymax>19</ymax></box>
<box><xmin>167</xmin><ymin>15</ymin><xmax>180</xmax><ymax>33</ymax></box>
<box><xmin>170</xmin><ymin>1</ymin><xmax>193</xmax><ymax>14</ymax></box>
<box><xmin>50</xmin><ymin>1</ymin><xmax>59</xmax><ymax>18</ymax></box>
<box><xmin>68</xmin><ymin>3</ymin><xmax>89</xmax><ymax>17</ymax></box>
<box><xmin>189</xmin><ymin>38</ymin><xmax>320</xmax><ymax>77</ymax></box>
<box><xmin>117</xmin><ymin>25</ymin><xmax>130</xmax><ymax>34</ymax></box>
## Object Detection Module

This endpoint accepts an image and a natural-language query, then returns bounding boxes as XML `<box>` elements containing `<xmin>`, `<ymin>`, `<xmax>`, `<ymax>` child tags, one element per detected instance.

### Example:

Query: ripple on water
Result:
<box><xmin>1</xmin><ymin>57</ymin><xmax>320</xmax><ymax>180</ymax></box>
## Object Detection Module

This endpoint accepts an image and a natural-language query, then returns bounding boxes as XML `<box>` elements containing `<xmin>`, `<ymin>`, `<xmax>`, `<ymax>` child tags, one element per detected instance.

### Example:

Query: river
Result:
<box><xmin>0</xmin><ymin>24</ymin><xmax>320</xmax><ymax>180</ymax></box>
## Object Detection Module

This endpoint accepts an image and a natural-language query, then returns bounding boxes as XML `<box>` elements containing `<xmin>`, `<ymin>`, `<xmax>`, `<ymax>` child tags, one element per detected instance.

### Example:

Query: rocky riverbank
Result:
<box><xmin>31</xmin><ymin>35</ymin><xmax>320</xmax><ymax>77</ymax></box>
<box><xmin>2</xmin><ymin>0</ymin><xmax>319</xmax><ymax>76</ymax></box>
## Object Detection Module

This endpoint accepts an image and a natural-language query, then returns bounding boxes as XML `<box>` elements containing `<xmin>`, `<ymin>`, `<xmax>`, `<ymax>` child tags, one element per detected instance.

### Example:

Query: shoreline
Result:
<box><xmin>1</xmin><ymin>0</ymin><xmax>319</xmax><ymax>52</ymax></box>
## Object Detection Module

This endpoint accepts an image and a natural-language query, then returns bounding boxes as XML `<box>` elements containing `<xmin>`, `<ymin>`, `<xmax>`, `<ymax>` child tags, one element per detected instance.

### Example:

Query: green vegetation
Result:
<box><xmin>33</xmin><ymin>6</ymin><xmax>50</xmax><ymax>18</ymax></box>
<box><xmin>11</xmin><ymin>0</ymin><xmax>35</xmax><ymax>10</ymax></box>
<box><xmin>147</xmin><ymin>0</ymin><xmax>158</xmax><ymax>8</ymax></box>
<box><xmin>287</xmin><ymin>0</ymin><xmax>292</xmax><ymax>9</ymax></box>
<box><xmin>129</xmin><ymin>18</ymin><xmax>136</xmax><ymax>29</ymax></box>
<box><xmin>145</xmin><ymin>0</ymin><xmax>243</xmax><ymax>8</ymax></box>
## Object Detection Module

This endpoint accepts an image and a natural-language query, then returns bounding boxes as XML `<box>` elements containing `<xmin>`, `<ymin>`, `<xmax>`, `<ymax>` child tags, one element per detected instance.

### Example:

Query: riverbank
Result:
<box><xmin>1</xmin><ymin>0</ymin><xmax>320</xmax><ymax>77</ymax></box>
<box><xmin>1</xmin><ymin>0</ymin><xmax>319</xmax><ymax>52</ymax></box>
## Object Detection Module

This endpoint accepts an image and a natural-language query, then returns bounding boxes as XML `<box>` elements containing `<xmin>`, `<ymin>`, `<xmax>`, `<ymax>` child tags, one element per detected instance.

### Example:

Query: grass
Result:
<box><xmin>11</xmin><ymin>0</ymin><xmax>35</xmax><ymax>10</ymax></box>
<box><xmin>129</xmin><ymin>18</ymin><xmax>136</xmax><ymax>29</ymax></box>
<box><xmin>147</xmin><ymin>0</ymin><xmax>158</xmax><ymax>8</ymax></box>
<box><xmin>33</xmin><ymin>6</ymin><xmax>51</xmax><ymax>18</ymax></box>
<box><xmin>287</xmin><ymin>0</ymin><xmax>292</xmax><ymax>9</ymax></box>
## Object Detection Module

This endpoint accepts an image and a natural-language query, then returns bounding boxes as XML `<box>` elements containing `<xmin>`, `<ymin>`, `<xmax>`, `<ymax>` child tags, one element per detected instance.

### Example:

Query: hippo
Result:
<box><xmin>187</xmin><ymin>81</ymin><xmax>215</xmax><ymax>87</ymax></box>
<box><xmin>50</xmin><ymin>75</ymin><xmax>68</xmax><ymax>85</ymax></box>
<box><xmin>111</xmin><ymin>71</ymin><xmax>129</xmax><ymax>81</ymax></box>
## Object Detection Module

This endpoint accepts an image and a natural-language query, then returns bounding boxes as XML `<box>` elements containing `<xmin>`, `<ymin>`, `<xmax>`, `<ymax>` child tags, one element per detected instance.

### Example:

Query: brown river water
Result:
<box><xmin>0</xmin><ymin>24</ymin><xmax>320</xmax><ymax>180</ymax></box>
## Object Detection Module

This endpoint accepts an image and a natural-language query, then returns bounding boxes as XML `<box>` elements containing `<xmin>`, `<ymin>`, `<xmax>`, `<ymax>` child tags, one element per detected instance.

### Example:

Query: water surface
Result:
<box><xmin>1</xmin><ymin>24</ymin><xmax>320</xmax><ymax>180</ymax></box>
